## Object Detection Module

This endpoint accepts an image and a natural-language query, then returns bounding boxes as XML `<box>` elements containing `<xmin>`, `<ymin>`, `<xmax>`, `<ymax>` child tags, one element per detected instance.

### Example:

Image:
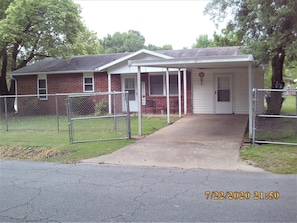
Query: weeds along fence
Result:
<box><xmin>252</xmin><ymin>88</ymin><xmax>297</xmax><ymax>146</ymax></box>
<box><xmin>0</xmin><ymin>92</ymin><xmax>131</xmax><ymax>143</ymax></box>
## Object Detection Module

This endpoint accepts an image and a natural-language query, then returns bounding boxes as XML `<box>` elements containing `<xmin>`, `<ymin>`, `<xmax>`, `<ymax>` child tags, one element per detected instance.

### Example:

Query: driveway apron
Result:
<box><xmin>82</xmin><ymin>115</ymin><xmax>263</xmax><ymax>171</ymax></box>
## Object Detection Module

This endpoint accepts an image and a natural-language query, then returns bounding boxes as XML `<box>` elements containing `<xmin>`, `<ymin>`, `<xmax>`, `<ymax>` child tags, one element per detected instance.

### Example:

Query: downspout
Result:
<box><xmin>10</xmin><ymin>76</ymin><xmax>18</xmax><ymax>113</ymax></box>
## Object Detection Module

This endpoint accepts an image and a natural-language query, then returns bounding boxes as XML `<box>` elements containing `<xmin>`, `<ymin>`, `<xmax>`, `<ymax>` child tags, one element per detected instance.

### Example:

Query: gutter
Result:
<box><xmin>9</xmin><ymin>69</ymin><xmax>99</xmax><ymax>77</ymax></box>
<box><xmin>128</xmin><ymin>55</ymin><xmax>255</xmax><ymax>68</ymax></box>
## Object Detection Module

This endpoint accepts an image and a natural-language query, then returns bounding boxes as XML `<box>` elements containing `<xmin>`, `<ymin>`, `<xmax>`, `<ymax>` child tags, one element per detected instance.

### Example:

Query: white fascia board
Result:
<box><xmin>9</xmin><ymin>70</ymin><xmax>96</xmax><ymax>77</ymax></box>
<box><xmin>95</xmin><ymin>49</ymin><xmax>174</xmax><ymax>71</ymax></box>
<box><xmin>129</xmin><ymin>55</ymin><xmax>254</xmax><ymax>67</ymax></box>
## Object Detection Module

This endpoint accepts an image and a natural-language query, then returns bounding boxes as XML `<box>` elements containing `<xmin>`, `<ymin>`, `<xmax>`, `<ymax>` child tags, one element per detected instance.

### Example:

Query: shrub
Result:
<box><xmin>70</xmin><ymin>97</ymin><xmax>94</xmax><ymax>115</ymax></box>
<box><xmin>94</xmin><ymin>99</ymin><xmax>107</xmax><ymax>115</ymax></box>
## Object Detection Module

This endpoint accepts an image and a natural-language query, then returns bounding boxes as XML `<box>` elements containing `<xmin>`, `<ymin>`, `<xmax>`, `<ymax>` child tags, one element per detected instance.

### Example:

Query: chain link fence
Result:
<box><xmin>252</xmin><ymin>88</ymin><xmax>297</xmax><ymax>146</ymax></box>
<box><xmin>0</xmin><ymin>94</ymin><xmax>69</xmax><ymax>132</ymax></box>
<box><xmin>0</xmin><ymin>92</ymin><xmax>131</xmax><ymax>143</ymax></box>
<box><xmin>67</xmin><ymin>92</ymin><xmax>131</xmax><ymax>143</ymax></box>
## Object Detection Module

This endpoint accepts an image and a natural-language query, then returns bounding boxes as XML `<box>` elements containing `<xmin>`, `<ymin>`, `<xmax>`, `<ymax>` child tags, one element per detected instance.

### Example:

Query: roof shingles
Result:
<box><xmin>11</xmin><ymin>46</ymin><xmax>243</xmax><ymax>75</ymax></box>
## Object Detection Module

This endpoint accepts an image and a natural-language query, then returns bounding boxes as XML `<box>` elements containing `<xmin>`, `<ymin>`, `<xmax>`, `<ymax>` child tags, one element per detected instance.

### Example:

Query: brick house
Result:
<box><xmin>9</xmin><ymin>47</ymin><xmax>264</xmax><ymax>135</ymax></box>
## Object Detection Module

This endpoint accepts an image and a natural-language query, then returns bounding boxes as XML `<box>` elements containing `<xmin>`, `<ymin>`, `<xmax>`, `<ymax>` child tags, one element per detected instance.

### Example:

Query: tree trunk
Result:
<box><xmin>0</xmin><ymin>49</ymin><xmax>8</xmax><ymax>95</ymax></box>
<box><xmin>266</xmin><ymin>52</ymin><xmax>285</xmax><ymax>115</ymax></box>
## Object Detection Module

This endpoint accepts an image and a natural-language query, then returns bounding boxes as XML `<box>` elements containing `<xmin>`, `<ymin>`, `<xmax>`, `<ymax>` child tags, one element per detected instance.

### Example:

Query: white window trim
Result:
<box><xmin>149</xmin><ymin>73</ymin><xmax>178</xmax><ymax>96</ymax></box>
<box><xmin>83</xmin><ymin>73</ymin><xmax>94</xmax><ymax>92</ymax></box>
<box><xmin>169</xmin><ymin>74</ymin><xmax>178</xmax><ymax>96</ymax></box>
<box><xmin>37</xmin><ymin>74</ymin><xmax>48</xmax><ymax>100</ymax></box>
<box><xmin>149</xmin><ymin>74</ymin><xmax>165</xmax><ymax>96</ymax></box>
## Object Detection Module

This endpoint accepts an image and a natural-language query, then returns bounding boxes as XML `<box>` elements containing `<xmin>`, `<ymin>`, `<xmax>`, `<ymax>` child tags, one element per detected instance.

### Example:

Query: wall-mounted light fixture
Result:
<box><xmin>199</xmin><ymin>72</ymin><xmax>205</xmax><ymax>85</ymax></box>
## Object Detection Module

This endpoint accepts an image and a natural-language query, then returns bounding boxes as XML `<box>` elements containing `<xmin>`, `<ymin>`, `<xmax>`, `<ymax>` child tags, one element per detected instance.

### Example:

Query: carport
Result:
<box><xmin>128</xmin><ymin>55</ymin><xmax>257</xmax><ymax>138</ymax></box>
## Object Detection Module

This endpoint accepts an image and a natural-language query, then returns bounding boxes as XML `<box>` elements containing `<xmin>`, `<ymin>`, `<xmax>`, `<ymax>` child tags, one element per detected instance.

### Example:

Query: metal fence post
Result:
<box><xmin>55</xmin><ymin>95</ymin><xmax>60</xmax><ymax>132</ymax></box>
<box><xmin>252</xmin><ymin>88</ymin><xmax>257</xmax><ymax>144</ymax></box>
<box><xmin>66</xmin><ymin>98</ymin><xmax>73</xmax><ymax>143</ymax></box>
<box><xmin>125</xmin><ymin>91</ymin><xmax>131</xmax><ymax>139</ymax></box>
<box><xmin>4</xmin><ymin>96</ymin><xmax>8</xmax><ymax>131</ymax></box>
<box><xmin>113</xmin><ymin>91</ymin><xmax>117</xmax><ymax>131</ymax></box>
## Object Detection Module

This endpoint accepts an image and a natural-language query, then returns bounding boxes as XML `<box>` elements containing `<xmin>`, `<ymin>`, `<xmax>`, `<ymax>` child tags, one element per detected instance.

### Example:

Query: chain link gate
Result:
<box><xmin>66</xmin><ymin>92</ymin><xmax>131</xmax><ymax>143</ymax></box>
<box><xmin>252</xmin><ymin>88</ymin><xmax>297</xmax><ymax>146</ymax></box>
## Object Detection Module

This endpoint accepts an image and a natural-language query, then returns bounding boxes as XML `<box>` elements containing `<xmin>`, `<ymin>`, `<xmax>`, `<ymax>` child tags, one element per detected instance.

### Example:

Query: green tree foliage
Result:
<box><xmin>100</xmin><ymin>30</ymin><xmax>173</xmax><ymax>53</ymax></box>
<box><xmin>213</xmin><ymin>25</ymin><xmax>242</xmax><ymax>47</ymax></box>
<box><xmin>146</xmin><ymin>44</ymin><xmax>173</xmax><ymax>51</ymax></box>
<box><xmin>192</xmin><ymin>34</ymin><xmax>215</xmax><ymax>48</ymax></box>
<box><xmin>192</xmin><ymin>29</ymin><xmax>242</xmax><ymax>49</ymax></box>
<box><xmin>205</xmin><ymin>0</ymin><xmax>297</xmax><ymax>114</ymax></box>
<box><xmin>100</xmin><ymin>30</ymin><xmax>145</xmax><ymax>54</ymax></box>
<box><xmin>0</xmin><ymin>0</ymin><xmax>101</xmax><ymax>95</ymax></box>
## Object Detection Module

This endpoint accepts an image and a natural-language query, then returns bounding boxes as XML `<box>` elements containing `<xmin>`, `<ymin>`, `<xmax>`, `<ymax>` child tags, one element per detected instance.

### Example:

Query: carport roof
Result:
<box><xmin>128</xmin><ymin>55</ymin><xmax>256</xmax><ymax>69</ymax></box>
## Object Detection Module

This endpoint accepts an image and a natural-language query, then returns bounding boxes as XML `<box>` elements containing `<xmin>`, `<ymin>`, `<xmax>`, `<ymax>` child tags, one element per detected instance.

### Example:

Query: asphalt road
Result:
<box><xmin>0</xmin><ymin>160</ymin><xmax>296</xmax><ymax>222</ymax></box>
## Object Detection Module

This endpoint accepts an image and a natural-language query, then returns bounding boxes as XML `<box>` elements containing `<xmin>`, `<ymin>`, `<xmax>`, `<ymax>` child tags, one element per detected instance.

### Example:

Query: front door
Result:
<box><xmin>123</xmin><ymin>77</ymin><xmax>138</xmax><ymax>112</ymax></box>
<box><xmin>215</xmin><ymin>75</ymin><xmax>232</xmax><ymax>114</ymax></box>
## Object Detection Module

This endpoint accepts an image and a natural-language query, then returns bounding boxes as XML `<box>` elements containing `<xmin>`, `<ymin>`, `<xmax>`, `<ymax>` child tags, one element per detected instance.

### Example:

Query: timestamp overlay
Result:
<box><xmin>204</xmin><ymin>191</ymin><xmax>280</xmax><ymax>200</ymax></box>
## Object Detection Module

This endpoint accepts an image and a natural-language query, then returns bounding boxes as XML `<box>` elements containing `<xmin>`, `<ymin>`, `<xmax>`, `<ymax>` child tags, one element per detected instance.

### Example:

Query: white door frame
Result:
<box><xmin>121</xmin><ymin>75</ymin><xmax>138</xmax><ymax>112</ymax></box>
<box><xmin>215</xmin><ymin>74</ymin><xmax>233</xmax><ymax>114</ymax></box>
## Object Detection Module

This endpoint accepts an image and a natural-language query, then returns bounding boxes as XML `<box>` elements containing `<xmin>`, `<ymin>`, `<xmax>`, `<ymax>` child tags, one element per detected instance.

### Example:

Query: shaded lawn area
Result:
<box><xmin>0</xmin><ymin>115</ymin><xmax>179</xmax><ymax>163</ymax></box>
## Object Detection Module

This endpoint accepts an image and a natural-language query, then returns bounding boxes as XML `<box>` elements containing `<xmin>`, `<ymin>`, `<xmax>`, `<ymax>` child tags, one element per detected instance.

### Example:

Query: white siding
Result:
<box><xmin>192</xmin><ymin>67</ymin><xmax>264</xmax><ymax>114</ymax></box>
<box><xmin>233</xmin><ymin>69</ymin><xmax>249</xmax><ymax>114</ymax></box>
<box><xmin>108</xmin><ymin>54</ymin><xmax>174</xmax><ymax>74</ymax></box>
<box><xmin>192</xmin><ymin>70</ymin><xmax>214</xmax><ymax>114</ymax></box>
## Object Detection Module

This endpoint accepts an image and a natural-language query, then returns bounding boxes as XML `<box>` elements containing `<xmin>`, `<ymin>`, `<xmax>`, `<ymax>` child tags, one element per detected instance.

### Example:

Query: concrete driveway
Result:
<box><xmin>82</xmin><ymin>115</ymin><xmax>263</xmax><ymax>172</ymax></box>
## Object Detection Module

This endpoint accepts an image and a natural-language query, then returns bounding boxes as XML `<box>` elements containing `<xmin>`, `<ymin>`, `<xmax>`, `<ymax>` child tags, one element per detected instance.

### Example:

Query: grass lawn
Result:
<box><xmin>0</xmin><ymin>115</ymin><xmax>179</xmax><ymax>163</ymax></box>
<box><xmin>281</xmin><ymin>95</ymin><xmax>296</xmax><ymax>114</ymax></box>
<box><xmin>240</xmin><ymin>144</ymin><xmax>297</xmax><ymax>174</ymax></box>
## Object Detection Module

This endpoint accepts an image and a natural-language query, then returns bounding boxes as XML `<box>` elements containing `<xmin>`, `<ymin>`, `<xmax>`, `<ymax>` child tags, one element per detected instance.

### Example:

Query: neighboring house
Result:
<box><xmin>9</xmin><ymin>46</ymin><xmax>264</xmax><ymax>135</ymax></box>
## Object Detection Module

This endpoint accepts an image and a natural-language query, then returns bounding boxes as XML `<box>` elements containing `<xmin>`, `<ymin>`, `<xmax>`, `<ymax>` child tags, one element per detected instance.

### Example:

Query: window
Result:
<box><xmin>169</xmin><ymin>75</ymin><xmax>178</xmax><ymax>95</ymax></box>
<box><xmin>83</xmin><ymin>73</ymin><xmax>94</xmax><ymax>92</ymax></box>
<box><xmin>150</xmin><ymin>75</ymin><xmax>164</xmax><ymax>95</ymax></box>
<box><xmin>125</xmin><ymin>78</ymin><xmax>136</xmax><ymax>101</ymax></box>
<box><xmin>149</xmin><ymin>74</ymin><xmax>178</xmax><ymax>96</ymax></box>
<box><xmin>38</xmin><ymin>74</ymin><xmax>47</xmax><ymax>100</ymax></box>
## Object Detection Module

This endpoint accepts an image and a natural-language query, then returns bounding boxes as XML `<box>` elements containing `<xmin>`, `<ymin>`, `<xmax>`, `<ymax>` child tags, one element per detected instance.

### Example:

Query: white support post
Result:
<box><xmin>183</xmin><ymin>69</ymin><xmax>187</xmax><ymax>115</ymax></box>
<box><xmin>108</xmin><ymin>72</ymin><xmax>112</xmax><ymax>114</ymax></box>
<box><xmin>166</xmin><ymin>68</ymin><xmax>170</xmax><ymax>124</ymax></box>
<box><xmin>178</xmin><ymin>69</ymin><xmax>182</xmax><ymax>117</ymax></box>
<box><xmin>248</xmin><ymin>63</ymin><xmax>253</xmax><ymax>138</ymax></box>
<box><xmin>137</xmin><ymin>66</ymin><xmax>142</xmax><ymax>136</ymax></box>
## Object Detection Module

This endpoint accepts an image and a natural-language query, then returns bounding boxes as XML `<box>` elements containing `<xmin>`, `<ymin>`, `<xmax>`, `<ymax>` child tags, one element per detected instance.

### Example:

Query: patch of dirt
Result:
<box><xmin>0</xmin><ymin>146</ymin><xmax>68</xmax><ymax>160</ymax></box>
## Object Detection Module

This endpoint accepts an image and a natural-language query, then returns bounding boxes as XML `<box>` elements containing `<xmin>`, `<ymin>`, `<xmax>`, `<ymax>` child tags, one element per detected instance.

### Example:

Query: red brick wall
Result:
<box><xmin>48</xmin><ymin>73</ymin><xmax>82</xmax><ymax>94</ymax></box>
<box><xmin>140</xmin><ymin>72</ymin><xmax>192</xmax><ymax>114</ymax></box>
<box><xmin>16</xmin><ymin>75</ymin><xmax>37</xmax><ymax>95</ymax></box>
<box><xmin>14</xmin><ymin>71</ymin><xmax>193</xmax><ymax>115</ymax></box>
<box><xmin>111</xmin><ymin>74</ymin><xmax>121</xmax><ymax>91</ymax></box>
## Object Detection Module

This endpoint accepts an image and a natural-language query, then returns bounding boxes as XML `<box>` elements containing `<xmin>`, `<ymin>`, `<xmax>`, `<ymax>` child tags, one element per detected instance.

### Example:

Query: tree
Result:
<box><xmin>0</xmin><ymin>0</ymin><xmax>101</xmax><ymax>95</ymax></box>
<box><xmin>69</xmin><ymin>28</ymin><xmax>103</xmax><ymax>56</ymax></box>
<box><xmin>146</xmin><ymin>44</ymin><xmax>173</xmax><ymax>51</ymax></box>
<box><xmin>212</xmin><ymin>25</ymin><xmax>243</xmax><ymax>47</ymax></box>
<box><xmin>192</xmin><ymin>34</ymin><xmax>215</xmax><ymax>48</ymax></box>
<box><xmin>205</xmin><ymin>0</ymin><xmax>297</xmax><ymax>114</ymax></box>
<box><xmin>100</xmin><ymin>30</ymin><xmax>145</xmax><ymax>54</ymax></box>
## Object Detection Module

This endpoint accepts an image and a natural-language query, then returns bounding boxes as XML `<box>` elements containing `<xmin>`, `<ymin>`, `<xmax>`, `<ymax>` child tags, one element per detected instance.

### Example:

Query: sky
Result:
<box><xmin>73</xmin><ymin>0</ymin><xmax>225</xmax><ymax>50</ymax></box>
